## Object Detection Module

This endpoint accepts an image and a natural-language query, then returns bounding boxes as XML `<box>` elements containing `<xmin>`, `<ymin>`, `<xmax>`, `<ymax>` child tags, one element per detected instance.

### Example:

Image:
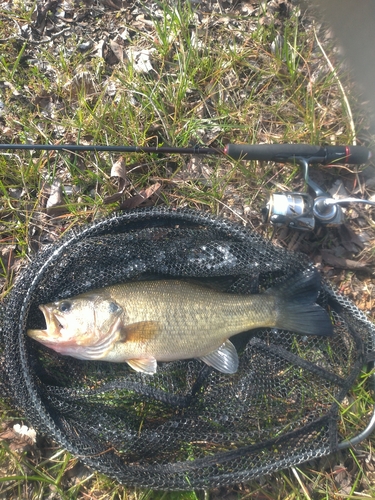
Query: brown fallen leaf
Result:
<box><xmin>63</xmin><ymin>72</ymin><xmax>97</xmax><ymax>98</ymax></box>
<box><xmin>120</xmin><ymin>183</ymin><xmax>161</xmax><ymax>210</ymax></box>
<box><xmin>338</xmin><ymin>224</ymin><xmax>365</xmax><ymax>253</ymax></box>
<box><xmin>45</xmin><ymin>179</ymin><xmax>71</xmax><ymax>216</ymax></box>
<box><xmin>103</xmin><ymin>192</ymin><xmax>124</xmax><ymax>205</ymax></box>
<box><xmin>110</xmin><ymin>156</ymin><xmax>128</xmax><ymax>187</ymax></box>
<box><xmin>100</xmin><ymin>0</ymin><xmax>123</xmax><ymax>10</ymax></box>
<box><xmin>110</xmin><ymin>39</ymin><xmax>124</xmax><ymax>63</ymax></box>
<box><xmin>103</xmin><ymin>157</ymin><xmax>130</xmax><ymax>204</ymax></box>
<box><xmin>321</xmin><ymin>249</ymin><xmax>371</xmax><ymax>271</ymax></box>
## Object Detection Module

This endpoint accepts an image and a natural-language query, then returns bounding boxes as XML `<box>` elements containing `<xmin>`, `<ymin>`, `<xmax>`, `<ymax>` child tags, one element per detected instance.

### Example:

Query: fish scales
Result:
<box><xmin>102</xmin><ymin>280</ymin><xmax>276</xmax><ymax>361</ymax></box>
<box><xmin>27</xmin><ymin>269</ymin><xmax>333</xmax><ymax>374</ymax></box>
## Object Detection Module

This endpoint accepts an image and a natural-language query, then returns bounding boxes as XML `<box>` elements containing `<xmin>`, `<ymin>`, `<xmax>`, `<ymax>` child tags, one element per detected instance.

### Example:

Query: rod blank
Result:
<box><xmin>0</xmin><ymin>144</ymin><xmax>219</xmax><ymax>155</ymax></box>
<box><xmin>0</xmin><ymin>142</ymin><xmax>371</xmax><ymax>165</ymax></box>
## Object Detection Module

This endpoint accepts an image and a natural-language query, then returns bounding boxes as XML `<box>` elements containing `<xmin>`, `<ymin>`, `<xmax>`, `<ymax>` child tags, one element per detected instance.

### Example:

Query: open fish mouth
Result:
<box><xmin>27</xmin><ymin>305</ymin><xmax>65</xmax><ymax>341</ymax></box>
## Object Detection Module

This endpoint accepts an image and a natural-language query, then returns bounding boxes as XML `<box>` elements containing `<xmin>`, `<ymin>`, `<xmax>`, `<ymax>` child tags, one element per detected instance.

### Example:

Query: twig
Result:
<box><xmin>21</xmin><ymin>28</ymin><xmax>71</xmax><ymax>45</ymax></box>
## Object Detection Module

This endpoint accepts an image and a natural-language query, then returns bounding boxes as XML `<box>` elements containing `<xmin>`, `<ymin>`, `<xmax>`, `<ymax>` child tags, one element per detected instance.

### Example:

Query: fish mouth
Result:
<box><xmin>27</xmin><ymin>305</ymin><xmax>65</xmax><ymax>341</ymax></box>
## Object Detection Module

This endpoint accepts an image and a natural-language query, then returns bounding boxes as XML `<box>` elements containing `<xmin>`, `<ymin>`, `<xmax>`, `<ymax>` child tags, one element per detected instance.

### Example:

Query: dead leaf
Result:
<box><xmin>33</xmin><ymin>94</ymin><xmax>53</xmax><ymax>110</ymax></box>
<box><xmin>321</xmin><ymin>250</ymin><xmax>371</xmax><ymax>271</ymax></box>
<box><xmin>13</xmin><ymin>424</ymin><xmax>36</xmax><ymax>443</ymax></box>
<box><xmin>338</xmin><ymin>224</ymin><xmax>365</xmax><ymax>253</ymax></box>
<box><xmin>120</xmin><ymin>183</ymin><xmax>161</xmax><ymax>210</ymax></box>
<box><xmin>329</xmin><ymin>179</ymin><xmax>349</xmax><ymax>198</ymax></box>
<box><xmin>40</xmin><ymin>179</ymin><xmax>69</xmax><ymax>216</ymax></box>
<box><xmin>110</xmin><ymin>40</ymin><xmax>124</xmax><ymax>63</ymax></box>
<box><xmin>103</xmin><ymin>157</ymin><xmax>130</xmax><ymax>204</ymax></box>
<box><xmin>64</xmin><ymin>72</ymin><xmax>97</xmax><ymax>97</ymax></box>
<box><xmin>110</xmin><ymin>156</ymin><xmax>127</xmax><ymax>184</ymax></box>
<box><xmin>361</xmin><ymin>165</ymin><xmax>375</xmax><ymax>189</ymax></box>
<box><xmin>126</xmin><ymin>47</ymin><xmax>155</xmax><ymax>73</ymax></box>
<box><xmin>102</xmin><ymin>192</ymin><xmax>122</xmax><ymax>204</ymax></box>
<box><xmin>94</xmin><ymin>39</ymin><xmax>106</xmax><ymax>59</ymax></box>
<box><xmin>46</xmin><ymin>179</ymin><xmax>63</xmax><ymax>210</ymax></box>
<box><xmin>100</xmin><ymin>0</ymin><xmax>123</xmax><ymax>10</ymax></box>
<box><xmin>333</xmin><ymin>464</ymin><xmax>352</xmax><ymax>495</ymax></box>
<box><xmin>33</xmin><ymin>0</ymin><xmax>58</xmax><ymax>32</ymax></box>
<box><xmin>0</xmin><ymin>423</ymin><xmax>37</xmax><ymax>453</ymax></box>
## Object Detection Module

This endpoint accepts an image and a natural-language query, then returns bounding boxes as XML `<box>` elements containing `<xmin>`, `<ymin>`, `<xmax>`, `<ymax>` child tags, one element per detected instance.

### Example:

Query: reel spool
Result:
<box><xmin>262</xmin><ymin>156</ymin><xmax>374</xmax><ymax>231</ymax></box>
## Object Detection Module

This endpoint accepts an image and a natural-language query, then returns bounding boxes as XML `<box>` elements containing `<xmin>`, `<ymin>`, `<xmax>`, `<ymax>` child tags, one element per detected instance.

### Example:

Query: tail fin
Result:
<box><xmin>270</xmin><ymin>268</ymin><xmax>333</xmax><ymax>337</ymax></box>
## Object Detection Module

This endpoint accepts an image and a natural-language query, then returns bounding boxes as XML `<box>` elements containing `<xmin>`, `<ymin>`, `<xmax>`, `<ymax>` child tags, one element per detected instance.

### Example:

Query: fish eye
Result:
<box><xmin>58</xmin><ymin>301</ymin><xmax>72</xmax><ymax>313</ymax></box>
<box><xmin>108</xmin><ymin>301</ymin><xmax>121</xmax><ymax>313</ymax></box>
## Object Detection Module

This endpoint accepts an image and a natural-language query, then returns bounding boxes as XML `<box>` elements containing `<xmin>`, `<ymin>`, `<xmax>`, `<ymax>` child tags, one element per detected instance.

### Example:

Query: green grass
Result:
<box><xmin>1</xmin><ymin>0</ymin><xmax>375</xmax><ymax>498</ymax></box>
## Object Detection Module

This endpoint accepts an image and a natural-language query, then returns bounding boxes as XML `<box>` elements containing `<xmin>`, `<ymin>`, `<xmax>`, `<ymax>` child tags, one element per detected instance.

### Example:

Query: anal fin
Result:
<box><xmin>199</xmin><ymin>340</ymin><xmax>239</xmax><ymax>374</ymax></box>
<box><xmin>127</xmin><ymin>358</ymin><xmax>157</xmax><ymax>374</ymax></box>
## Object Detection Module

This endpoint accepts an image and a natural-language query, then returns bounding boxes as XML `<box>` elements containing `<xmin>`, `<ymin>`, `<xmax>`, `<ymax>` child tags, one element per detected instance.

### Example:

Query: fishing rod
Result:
<box><xmin>2</xmin><ymin>142</ymin><xmax>373</xmax><ymax>230</ymax></box>
<box><xmin>0</xmin><ymin>142</ymin><xmax>371</xmax><ymax>164</ymax></box>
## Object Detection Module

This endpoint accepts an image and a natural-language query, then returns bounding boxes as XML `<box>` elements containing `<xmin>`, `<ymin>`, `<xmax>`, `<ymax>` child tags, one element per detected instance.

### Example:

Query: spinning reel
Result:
<box><xmin>260</xmin><ymin>149</ymin><xmax>374</xmax><ymax>231</ymax></box>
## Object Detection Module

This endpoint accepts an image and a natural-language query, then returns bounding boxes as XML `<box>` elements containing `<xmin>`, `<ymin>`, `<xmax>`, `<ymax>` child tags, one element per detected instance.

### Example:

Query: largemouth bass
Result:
<box><xmin>27</xmin><ymin>268</ymin><xmax>333</xmax><ymax>374</ymax></box>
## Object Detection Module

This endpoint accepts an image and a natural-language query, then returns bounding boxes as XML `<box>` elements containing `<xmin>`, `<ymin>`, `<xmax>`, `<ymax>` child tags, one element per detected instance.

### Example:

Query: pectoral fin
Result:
<box><xmin>199</xmin><ymin>340</ymin><xmax>239</xmax><ymax>374</ymax></box>
<box><xmin>127</xmin><ymin>358</ymin><xmax>157</xmax><ymax>374</ymax></box>
<box><xmin>119</xmin><ymin>321</ymin><xmax>161</xmax><ymax>343</ymax></box>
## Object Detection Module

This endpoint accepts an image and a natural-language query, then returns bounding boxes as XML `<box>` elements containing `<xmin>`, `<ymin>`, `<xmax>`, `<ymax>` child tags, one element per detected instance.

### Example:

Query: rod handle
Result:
<box><xmin>224</xmin><ymin>143</ymin><xmax>371</xmax><ymax>164</ymax></box>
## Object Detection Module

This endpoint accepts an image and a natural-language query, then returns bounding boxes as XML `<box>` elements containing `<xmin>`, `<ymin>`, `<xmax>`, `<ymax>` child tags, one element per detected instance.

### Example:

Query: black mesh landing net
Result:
<box><xmin>1</xmin><ymin>207</ymin><xmax>375</xmax><ymax>490</ymax></box>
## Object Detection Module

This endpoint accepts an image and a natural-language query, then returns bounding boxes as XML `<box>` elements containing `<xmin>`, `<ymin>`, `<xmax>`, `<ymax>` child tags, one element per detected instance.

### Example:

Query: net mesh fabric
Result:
<box><xmin>0</xmin><ymin>207</ymin><xmax>374</xmax><ymax>490</ymax></box>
